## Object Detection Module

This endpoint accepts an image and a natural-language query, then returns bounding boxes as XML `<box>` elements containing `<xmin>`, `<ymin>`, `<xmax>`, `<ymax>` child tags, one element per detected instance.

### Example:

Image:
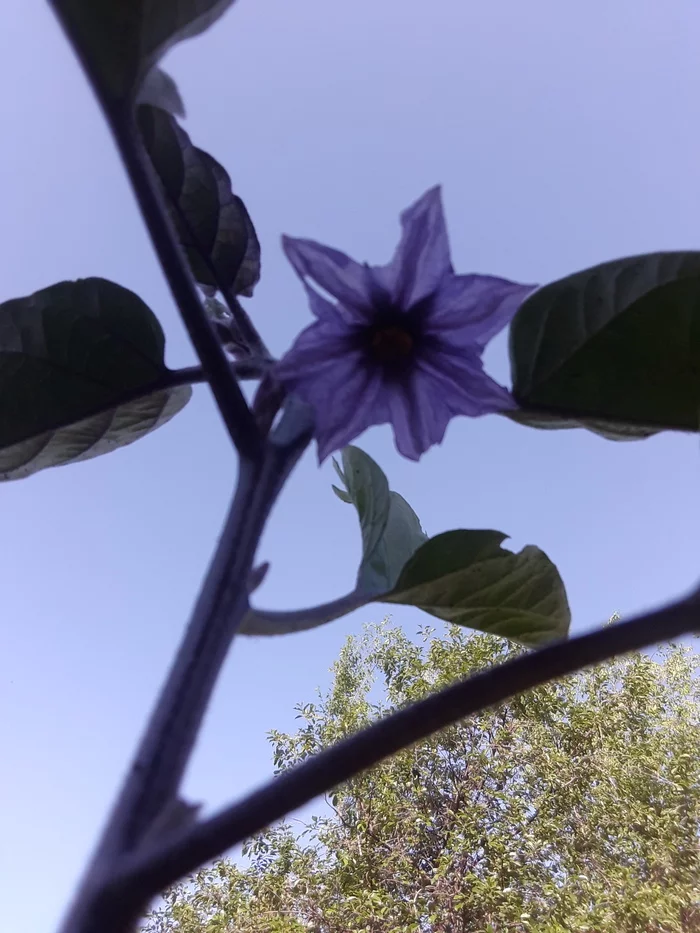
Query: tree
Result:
<box><xmin>146</xmin><ymin>622</ymin><xmax>700</xmax><ymax>933</ymax></box>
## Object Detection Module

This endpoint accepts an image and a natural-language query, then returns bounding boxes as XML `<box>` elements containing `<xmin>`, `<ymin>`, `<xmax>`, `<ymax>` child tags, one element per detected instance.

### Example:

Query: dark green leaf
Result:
<box><xmin>138</xmin><ymin>105</ymin><xmax>261</xmax><ymax>297</ymax></box>
<box><xmin>137</xmin><ymin>67</ymin><xmax>185</xmax><ymax>117</ymax></box>
<box><xmin>505</xmin><ymin>408</ymin><xmax>656</xmax><ymax>442</ymax></box>
<box><xmin>382</xmin><ymin>530</ymin><xmax>570</xmax><ymax>646</ymax></box>
<box><xmin>55</xmin><ymin>0</ymin><xmax>235</xmax><ymax>103</ymax></box>
<box><xmin>510</xmin><ymin>252</ymin><xmax>700</xmax><ymax>435</ymax></box>
<box><xmin>0</xmin><ymin>278</ymin><xmax>190</xmax><ymax>479</ymax></box>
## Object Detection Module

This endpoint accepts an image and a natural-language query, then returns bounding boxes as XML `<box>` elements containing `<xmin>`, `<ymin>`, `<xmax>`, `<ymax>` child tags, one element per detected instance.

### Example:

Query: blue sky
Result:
<box><xmin>2</xmin><ymin>1</ymin><xmax>700</xmax><ymax>930</ymax></box>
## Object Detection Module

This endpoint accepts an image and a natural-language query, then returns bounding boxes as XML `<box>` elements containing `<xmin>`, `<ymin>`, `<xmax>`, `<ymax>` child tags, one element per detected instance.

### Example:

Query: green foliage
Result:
<box><xmin>386</xmin><ymin>530</ymin><xmax>570</xmax><ymax>646</ymax></box>
<box><xmin>137</xmin><ymin>68</ymin><xmax>185</xmax><ymax>117</ymax></box>
<box><xmin>510</xmin><ymin>252</ymin><xmax>700</xmax><ymax>437</ymax></box>
<box><xmin>54</xmin><ymin>0</ymin><xmax>235</xmax><ymax>104</ymax></box>
<box><xmin>138</xmin><ymin>105</ymin><xmax>261</xmax><ymax>297</ymax></box>
<box><xmin>0</xmin><ymin>277</ymin><xmax>189</xmax><ymax>479</ymax></box>
<box><xmin>147</xmin><ymin>623</ymin><xmax>700</xmax><ymax>932</ymax></box>
<box><xmin>332</xmin><ymin>445</ymin><xmax>428</xmax><ymax>595</ymax></box>
<box><xmin>244</xmin><ymin>447</ymin><xmax>569</xmax><ymax>645</ymax></box>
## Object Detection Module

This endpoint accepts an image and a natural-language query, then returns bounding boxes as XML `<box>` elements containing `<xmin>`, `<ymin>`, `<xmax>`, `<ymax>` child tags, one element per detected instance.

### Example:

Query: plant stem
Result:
<box><xmin>168</xmin><ymin>360</ymin><xmax>273</xmax><ymax>388</ymax></box>
<box><xmin>106</xmin><ymin>589</ymin><xmax>699</xmax><ymax>922</ymax></box>
<box><xmin>15</xmin><ymin>362</ymin><xmax>265</xmax><ymax>453</ymax></box>
<box><xmin>105</xmin><ymin>463</ymin><xmax>263</xmax><ymax>855</ymax></box>
<box><xmin>46</xmin><ymin>8</ymin><xmax>269</xmax><ymax>933</ymax></box>
<box><xmin>56</xmin><ymin>448</ymin><xmax>286</xmax><ymax>933</ymax></box>
<box><xmin>114</xmin><ymin>125</ymin><xmax>264</xmax><ymax>461</ymax></box>
<box><xmin>166</xmin><ymin>365</ymin><xmax>207</xmax><ymax>387</ymax></box>
<box><xmin>56</xmin><ymin>399</ymin><xmax>312</xmax><ymax>933</ymax></box>
<box><xmin>242</xmin><ymin>590</ymin><xmax>369</xmax><ymax>635</ymax></box>
<box><xmin>48</xmin><ymin>1</ymin><xmax>262</xmax><ymax>461</ymax></box>
<box><xmin>221</xmin><ymin>288</ymin><xmax>272</xmax><ymax>361</ymax></box>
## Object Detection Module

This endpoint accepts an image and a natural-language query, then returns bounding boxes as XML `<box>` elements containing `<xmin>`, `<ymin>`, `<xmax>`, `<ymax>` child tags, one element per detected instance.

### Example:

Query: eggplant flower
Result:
<box><xmin>275</xmin><ymin>187</ymin><xmax>535</xmax><ymax>461</ymax></box>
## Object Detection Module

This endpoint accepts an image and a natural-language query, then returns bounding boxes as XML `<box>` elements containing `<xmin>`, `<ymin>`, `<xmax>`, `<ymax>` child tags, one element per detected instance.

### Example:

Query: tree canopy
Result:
<box><xmin>146</xmin><ymin>622</ymin><xmax>700</xmax><ymax>933</ymax></box>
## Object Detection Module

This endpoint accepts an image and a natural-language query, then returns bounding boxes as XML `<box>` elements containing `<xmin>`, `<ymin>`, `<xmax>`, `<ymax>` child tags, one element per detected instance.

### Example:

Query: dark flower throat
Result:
<box><xmin>360</xmin><ymin>303</ymin><xmax>427</xmax><ymax>375</ymax></box>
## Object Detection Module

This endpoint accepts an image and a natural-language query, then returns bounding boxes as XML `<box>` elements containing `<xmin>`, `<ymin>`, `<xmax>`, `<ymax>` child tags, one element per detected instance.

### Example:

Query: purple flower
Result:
<box><xmin>274</xmin><ymin>187</ymin><xmax>535</xmax><ymax>461</ymax></box>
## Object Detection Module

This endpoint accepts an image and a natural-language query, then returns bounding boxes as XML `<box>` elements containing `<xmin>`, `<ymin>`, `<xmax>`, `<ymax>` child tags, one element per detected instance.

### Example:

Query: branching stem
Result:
<box><xmin>95</xmin><ymin>589</ymin><xmax>700</xmax><ymax>933</ymax></box>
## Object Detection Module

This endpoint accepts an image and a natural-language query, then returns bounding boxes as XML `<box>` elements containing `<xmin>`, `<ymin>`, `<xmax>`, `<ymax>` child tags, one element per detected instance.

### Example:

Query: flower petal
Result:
<box><xmin>426</xmin><ymin>275</ymin><xmax>537</xmax><ymax>349</ymax></box>
<box><xmin>386</xmin><ymin>375</ymin><xmax>454</xmax><ymax>460</ymax></box>
<box><xmin>418</xmin><ymin>345</ymin><xmax>517</xmax><ymax>415</ymax></box>
<box><xmin>313</xmin><ymin>369</ymin><xmax>388</xmax><ymax>462</ymax></box>
<box><xmin>376</xmin><ymin>186</ymin><xmax>452</xmax><ymax>308</ymax></box>
<box><xmin>298</xmin><ymin>280</ymin><xmax>341</xmax><ymax>323</ymax></box>
<box><xmin>282</xmin><ymin>235</ymin><xmax>374</xmax><ymax>323</ymax></box>
<box><xmin>385</xmin><ymin>349</ymin><xmax>515</xmax><ymax>460</ymax></box>
<box><xmin>279</xmin><ymin>191</ymin><xmax>530</xmax><ymax>464</ymax></box>
<box><xmin>274</xmin><ymin>321</ymin><xmax>388</xmax><ymax>461</ymax></box>
<box><xmin>274</xmin><ymin>320</ymin><xmax>359</xmax><ymax>381</ymax></box>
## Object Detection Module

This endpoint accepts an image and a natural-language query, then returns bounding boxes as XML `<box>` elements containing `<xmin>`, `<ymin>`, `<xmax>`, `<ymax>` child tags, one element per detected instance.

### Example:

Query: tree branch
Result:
<box><xmin>102</xmin><ymin>588</ymin><xmax>699</xmax><ymax>930</ymax></box>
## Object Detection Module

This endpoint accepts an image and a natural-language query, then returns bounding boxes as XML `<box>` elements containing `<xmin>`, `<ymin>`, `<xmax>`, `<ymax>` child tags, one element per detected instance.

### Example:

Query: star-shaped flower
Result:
<box><xmin>274</xmin><ymin>187</ymin><xmax>535</xmax><ymax>461</ymax></box>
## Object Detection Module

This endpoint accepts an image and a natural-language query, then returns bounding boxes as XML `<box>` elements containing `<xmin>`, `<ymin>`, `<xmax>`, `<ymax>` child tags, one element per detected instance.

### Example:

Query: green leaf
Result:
<box><xmin>55</xmin><ymin>0</ymin><xmax>235</xmax><ymax>103</ymax></box>
<box><xmin>239</xmin><ymin>448</ymin><xmax>427</xmax><ymax>637</ymax></box>
<box><xmin>138</xmin><ymin>105</ymin><xmax>261</xmax><ymax>297</ymax></box>
<box><xmin>137</xmin><ymin>67</ymin><xmax>185</xmax><ymax>117</ymax></box>
<box><xmin>359</xmin><ymin>492</ymin><xmax>429</xmax><ymax>596</ymax></box>
<box><xmin>333</xmin><ymin>448</ymin><xmax>391</xmax><ymax>568</ymax></box>
<box><xmin>382</xmin><ymin>530</ymin><xmax>570</xmax><ymax>646</ymax></box>
<box><xmin>0</xmin><ymin>278</ymin><xmax>190</xmax><ymax>479</ymax></box>
<box><xmin>244</xmin><ymin>450</ymin><xmax>566</xmax><ymax>646</ymax></box>
<box><xmin>334</xmin><ymin>447</ymin><xmax>428</xmax><ymax>595</ymax></box>
<box><xmin>505</xmin><ymin>408</ymin><xmax>656</xmax><ymax>442</ymax></box>
<box><xmin>510</xmin><ymin>252</ymin><xmax>700</xmax><ymax>435</ymax></box>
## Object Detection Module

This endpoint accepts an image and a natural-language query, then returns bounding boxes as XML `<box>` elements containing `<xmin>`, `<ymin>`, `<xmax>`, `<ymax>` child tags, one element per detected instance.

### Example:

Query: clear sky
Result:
<box><xmin>2</xmin><ymin>2</ymin><xmax>700</xmax><ymax>931</ymax></box>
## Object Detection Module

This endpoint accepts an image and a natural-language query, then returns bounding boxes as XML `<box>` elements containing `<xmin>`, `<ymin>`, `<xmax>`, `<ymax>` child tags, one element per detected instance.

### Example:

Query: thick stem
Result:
<box><xmin>56</xmin><ymin>463</ymin><xmax>256</xmax><ymax>933</ymax></box>
<box><xmin>57</xmin><ymin>459</ymin><xmax>268</xmax><ymax>933</ymax></box>
<box><xmin>100</xmin><ymin>462</ymin><xmax>262</xmax><ymax>855</ymax></box>
<box><xmin>45</xmin><ymin>9</ymin><xmax>289</xmax><ymax>933</ymax></box>
<box><xmin>56</xmin><ymin>424</ymin><xmax>311</xmax><ymax>933</ymax></box>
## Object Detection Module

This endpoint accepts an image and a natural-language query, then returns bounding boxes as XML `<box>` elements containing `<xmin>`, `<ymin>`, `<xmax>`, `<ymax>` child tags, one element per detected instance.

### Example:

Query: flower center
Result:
<box><xmin>370</xmin><ymin>325</ymin><xmax>414</xmax><ymax>363</ymax></box>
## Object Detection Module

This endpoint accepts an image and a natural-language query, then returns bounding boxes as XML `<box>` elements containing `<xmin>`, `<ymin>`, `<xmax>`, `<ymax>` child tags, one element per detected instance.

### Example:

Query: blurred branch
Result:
<box><xmin>99</xmin><ymin>588</ymin><xmax>700</xmax><ymax>932</ymax></box>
